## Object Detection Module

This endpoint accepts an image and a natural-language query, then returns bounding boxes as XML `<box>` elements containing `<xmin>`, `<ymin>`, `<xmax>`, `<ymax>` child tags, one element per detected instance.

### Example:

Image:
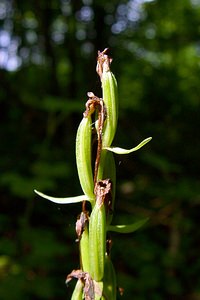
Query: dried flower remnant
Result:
<box><xmin>35</xmin><ymin>49</ymin><xmax>152</xmax><ymax>299</ymax></box>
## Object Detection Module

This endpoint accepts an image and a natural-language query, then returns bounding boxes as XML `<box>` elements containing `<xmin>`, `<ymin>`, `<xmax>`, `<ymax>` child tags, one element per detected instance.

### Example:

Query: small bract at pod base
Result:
<box><xmin>34</xmin><ymin>48</ymin><xmax>152</xmax><ymax>300</ymax></box>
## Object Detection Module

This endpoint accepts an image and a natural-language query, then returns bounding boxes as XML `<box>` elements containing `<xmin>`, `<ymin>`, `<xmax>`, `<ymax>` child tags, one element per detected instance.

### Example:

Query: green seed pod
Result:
<box><xmin>97</xmin><ymin>50</ymin><xmax>118</xmax><ymax>148</ymax></box>
<box><xmin>101</xmin><ymin>70</ymin><xmax>118</xmax><ymax>148</ymax></box>
<box><xmin>89</xmin><ymin>199</ymin><xmax>106</xmax><ymax>281</ymax></box>
<box><xmin>94</xmin><ymin>281</ymin><xmax>103</xmax><ymax>300</ymax></box>
<box><xmin>80</xmin><ymin>220</ymin><xmax>90</xmax><ymax>273</ymax></box>
<box><xmin>71</xmin><ymin>279</ymin><xmax>84</xmax><ymax>300</ymax></box>
<box><xmin>89</xmin><ymin>179</ymin><xmax>112</xmax><ymax>282</ymax></box>
<box><xmin>103</xmin><ymin>255</ymin><xmax>117</xmax><ymax>300</ymax></box>
<box><xmin>97</xmin><ymin>150</ymin><xmax>116</xmax><ymax>225</ymax></box>
<box><xmin>76</xmin><ymin>116</ymin><xmax>95</xmax><ymax>204</ymax></box>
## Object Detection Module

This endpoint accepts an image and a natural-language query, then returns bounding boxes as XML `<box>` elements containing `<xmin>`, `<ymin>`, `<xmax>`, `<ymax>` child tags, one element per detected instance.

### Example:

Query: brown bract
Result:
<box><xmin>83</xmin><ymin>92</ymin><xmax>106</xmax><ymax>187</ymax></box>
<box><xmin>83</xmin><ymin>92</ymin><xmax>102</xmax><ymax>118</ymax></box>
<box><xmin>75</xmin><ymin>211</ymin><xmax>89</xmax><ymax>240</ymax></box>
<box><xmin>66</xmin><ymin>269</ymin><xmax>102</xmax><ymax>300</ymax></box>
<box><xmin>95</xmin><ymin>179</ymin><xmax>112</xmax><ymax>208</ymax></box>
<box><xmin>96</xmin><ymin>48</ymin><xmax>113</xmax><ymax>79</ymax></box>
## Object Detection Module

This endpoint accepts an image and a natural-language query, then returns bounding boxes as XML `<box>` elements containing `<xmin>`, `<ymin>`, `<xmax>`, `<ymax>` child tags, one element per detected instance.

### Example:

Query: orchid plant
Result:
<box><xmin>35</xmin><ymin>49</ymin><xmax>152</xmax><ymax>299</ymax></box>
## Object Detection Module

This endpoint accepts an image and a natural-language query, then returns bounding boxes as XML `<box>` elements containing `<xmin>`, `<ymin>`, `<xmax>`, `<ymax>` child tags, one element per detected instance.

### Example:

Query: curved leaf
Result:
<box><xmin>107</xmin><ymin>218</ymin><xmax>149</xmax><ymax>233</ymax></box>
<box><xmin>104</xmin><ymin>137</ymin><xmax>152</xmax><ymax>154</ymax></box>
<box><xmin>34</xmin><ymin>189</ymin><xmax>89</xmax><ymax>204</ymax></box>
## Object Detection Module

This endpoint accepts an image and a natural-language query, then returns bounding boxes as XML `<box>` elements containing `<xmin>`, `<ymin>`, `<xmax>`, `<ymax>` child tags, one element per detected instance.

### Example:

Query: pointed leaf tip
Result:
<box><xmin>104</xmin><ymin>137</ymin><xmax>152</xmax><ymax>154</ymax></box>
<box><xmin>107</xmin><ymin>217</ymin><xmax>149</xmax><ymax>234</ymax></box>
<box><xmin>34</xmin><ymin>189</ymin><xmax>89</xmax><ymax>204</ymax></box>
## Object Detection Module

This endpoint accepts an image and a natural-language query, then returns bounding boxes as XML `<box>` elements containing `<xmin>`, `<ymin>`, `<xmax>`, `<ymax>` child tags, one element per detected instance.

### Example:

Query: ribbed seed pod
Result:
<box><xmin>71</xmin><ymin>279</ymin><xmax>84</xmax><ymax>300</ymax></box>
<box><xmin>101</xmin><ymin>65</ymin><xmax>118</xmax><ymax>148</ymax></box>
<box><xmin>89</xmin><ymin>199</ymin><xmax>106</xmax><ymax>281</ymax></box>
<box><xmin>97</xmin><ymin>150</ymin><xmax>116</xmax><ymax>225</ymax></box>
<box><xmin>80</xmin><ymin>221</ymin><xmax>90</xmax><ymax>273</ymax></box>
<box><xmin>76</xmin><ymin>116</ymin><xmax>95</xmax><ymax>203</ymax></box>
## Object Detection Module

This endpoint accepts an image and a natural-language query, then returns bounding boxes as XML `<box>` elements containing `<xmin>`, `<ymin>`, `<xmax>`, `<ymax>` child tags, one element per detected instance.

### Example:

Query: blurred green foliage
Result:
<box><xmin>1</xmin><ymin>0</ymin><xmax>200</xmax><ymax>299</ymax></box>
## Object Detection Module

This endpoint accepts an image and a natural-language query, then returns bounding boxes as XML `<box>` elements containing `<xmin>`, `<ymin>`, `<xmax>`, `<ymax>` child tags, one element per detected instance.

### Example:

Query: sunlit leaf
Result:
<box><xmin>34</xmin><ymin>190</ymin><xmax>89</xmax><ymax>204</ymax></box>
<box><xmin>104</xmin><ymin>137</ymin><xmax>152</xmax><ymax>154</ymax></box>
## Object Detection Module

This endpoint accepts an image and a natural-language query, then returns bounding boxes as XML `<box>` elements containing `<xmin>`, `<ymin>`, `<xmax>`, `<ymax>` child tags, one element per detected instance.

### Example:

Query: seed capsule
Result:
<box><xmin>79</xmin><ymin>213</ymin><xmax>90</xmax><ymax>273</ymax></box>
<box><xmin>97</xmin><ymin>49</ymin><xmax>118</xmax><ymax>148</ymax></box>
<box><xmin>89</xmin><ymin>198</ymin><xmax>106</xmax><ymax>281</ymax></box>
<box><xmin>76</xmin><ymin>116</ymin><xmax>95</xmax><ymax>203</ymax></box>
<box><xmin>97</xmin><ymin>150</ymin><xmax>116</xmax><ymax>224</ymax></box>
<box><xmin>101</xmin><ymin>71</ymin><xmax>118</xmax><ymax>147</ymax></box>
<box><xmin>89</xmin><ymin>180</ymin><xmax>111</xmax><ymax>281</ymax></box>
<box><xmin>71</xmin><ymin>280</ymin><xmax>84</xmax><ymax>300</ymax></box>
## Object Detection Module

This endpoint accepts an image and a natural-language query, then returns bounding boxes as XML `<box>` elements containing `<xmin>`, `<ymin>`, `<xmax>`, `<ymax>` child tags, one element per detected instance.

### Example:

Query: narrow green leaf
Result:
<box><xmin>34</xmin><ymin>189</ymin><xmax>89</xmax><ymax>204</ymax></box>
<box><xmin>104</xmin><ymin>137</ymin><xmax>152</xmax><ymax>154</ymax></box>
<box><xmin>107</xmin><ymin>218</ymin><xmax>149</xmax><ymax>233</ymax></box>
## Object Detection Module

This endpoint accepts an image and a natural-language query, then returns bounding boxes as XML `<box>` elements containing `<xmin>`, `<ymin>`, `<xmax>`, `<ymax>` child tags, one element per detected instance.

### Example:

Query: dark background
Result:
<box><xmin>1</xmin><ymin>0</ymin><xmax>200</xmax><ymax>299</ymax></box>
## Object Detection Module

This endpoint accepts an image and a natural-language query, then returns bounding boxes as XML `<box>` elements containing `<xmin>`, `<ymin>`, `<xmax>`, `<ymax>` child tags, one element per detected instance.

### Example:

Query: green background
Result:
<box><xmin>1</xmin><ymin>0</ymin><xmax>200</xmax><ymax>299</ymax></box>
